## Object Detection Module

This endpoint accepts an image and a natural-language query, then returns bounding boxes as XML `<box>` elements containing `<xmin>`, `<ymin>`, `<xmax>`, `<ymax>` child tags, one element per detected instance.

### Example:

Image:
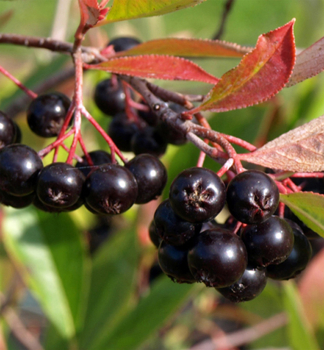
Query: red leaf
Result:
<box><xmin>188</xmin><ymin>20</ymin><xmax>296</xmax><ymax>113</ymax></box>
<box><xmin>239</xmin><ymin>114</ymin><xmax>324</xmax><ymax>172</ymax></box>
<box><xmin>287</xmin><ymin>36</ymin><xmax>324</xmax><ymax>87</ymax></box>
<box><xmin>78</xmin><ymin>0</ymin><xmax>104</xmax><ymax>28</ymax></box>
<box><xmin>114</xmin><ymin>38</ymin><xmax>250</xmax><ymax>58</ymax></box>
<box><xmin>85</xmin><ymin>55</ymin><xmax>219</xmax><ymax>84</ymax></box>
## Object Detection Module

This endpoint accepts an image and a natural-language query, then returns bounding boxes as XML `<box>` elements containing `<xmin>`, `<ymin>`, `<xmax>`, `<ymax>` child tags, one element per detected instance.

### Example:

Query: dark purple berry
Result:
<box><xmin>0</xmin><ymin>190</ymin><xmax>34</xmax><ymax>209</ymax></box>
<box><xmin>148</xmin><ymin>220</ymin><xmax>161</xmax><ymax>248</ymax></box>
<box><xmin>94</xmin><ymin>79</ymin><xmax>126</xmax><ymax>116</ymax></box>
<box><xmin>158</xmin><ymin>241</ymin><xmax>196</xmax><ymax>284</ymax></box>
<box><xmin>125</xmin><ymin>154</ymin><xmax>167</xmax><ymax>204</ymax></box>
<box><xmin>267</xmin><ymin>219</ymin><xmax>312</xmax><ymax>280</ymax></box>
<box><xmin>227</xmin><ymin>170</ymin><xmax>279</xmax><ymax>224</ymax></box>
<box><xmin>108</xmin><ymin>37</ymin><xmax>141</xmax><ymax>52</ymax></box>
<box><xmin>84</xmin><ymin>164</ymin><xmax>138</xmax><ymax>215</ymax></box>
<box><xmin>169</xmin><ymin>167</ymin><xmax>226</xmax><ymax>223</ymax></box>
<box><xmin>131</xmin><ymin>127</ymin><xmax>168</xmax><ymax>158</ymax></box>
<box><xmin>108</xmin><ymin>112</ymin><xmax>141</xmax><ymax>152</ymax></box>
<box><xmin>0</xmin><ymin>144</ymin><xmax>43</xmax><ymax>196</ymax></box>
<box><xmin>75</xmin><ymin>150</ymin><xmax>112</xmax><ymax>177</ymax></box>
<box><xmin>27</xmin><ymin>92</ymin><xmax>71</xmax><ymax>138</ymax></box>
<box><xmin>241</xmin><ymin>216</ymin><xmax>294</xmax><ymax>267</ymax></box>
<box><xmin>217</xmin><ymin>265</ymin><xmax>267</xmax><ymax>302</ymax></box>
<box><xmin>187</xmin><ymin>228</ymin><xmax>247</xmax><ymax>288</ymax></box>
<box><xmin>36</xmin><ymin>163</ymin><xmax>85</xmax><ymax>208</ymax></box>
<box><xmin>0</xmin><ymin>111</ymin><xmax>17</xmax><ymax>148</ymax></box>
<box><xmin>154</xmin><ymin>199</ymin><xmax>201</xmax><ymax>246</ymax></box>
<box><xmin>13</xmin><ymin>121</ymin><xmax>22</xmax><ymax>143</ymax></box>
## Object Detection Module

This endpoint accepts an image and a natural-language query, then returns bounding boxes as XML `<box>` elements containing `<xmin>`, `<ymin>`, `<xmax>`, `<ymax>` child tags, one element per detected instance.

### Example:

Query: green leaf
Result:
<box><xmin>92</xmin><ymin>276</ymin><xmax>198</xmax><ymax>350</ymax></box>
<box><xmin>2</xmin><ymin>207</ymin><xmax>90</xmax><ymax>340</ymax></box>
<box><xmin>283</xmin><ymin>281</ymin><xmax>320</xmax><ymax>350</ymax></box>
<box><xmin>280</xmin><ymin>192</ymin><xmax>324</xmax><ymax>237</ymax></box>
<box><xmin>102</xmin><ymin>0</ymin><xmax>205</xmax><ymax>24</ymax></box>
<box><xmin>80</xmin><ymin>228</ymin><xmax>139</xmax><ymax>350</ymax></box>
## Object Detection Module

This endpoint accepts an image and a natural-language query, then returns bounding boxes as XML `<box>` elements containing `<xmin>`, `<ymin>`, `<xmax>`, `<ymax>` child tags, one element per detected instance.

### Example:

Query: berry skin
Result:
<box><xmin>158</xmin><ymin>241</ymin><xmax>196</xmax><ymax>284</ymax></box>
<box><xmin>0</xmin><ymin>111</ymin><xmax>17</xmax><ymax>148</ymax></box>
<box><xmin>169</xmin><ymin>167</ymin><xmax>226</xmax><ymax>223</ymax></box>
<box><xmin>27</xmin><ymin>93</ymin><xmax>71</xmax><ymax>138</ymax></box>
<box><xmin>0</xmin><ymin>190</ymin><xmax>34</xmax><ymax>209</ymax></box>
<box><xmin>0</xmin><ymin>144</ymin><xmax>43</xmax><ymax>196</ymax></box>
<box><xmin>94</xmin><ymin>79</ymin><xmax>126</xmax><ymax>116</ymax></box>
<box><xmin>131</xmin><ymin>126</ymin><xmax>168</xmax><ymax>158</ymax></box>
<box><xmin>187</xmin><ymin>228</ymin><xmax>247</xmax><ymax>288</ymax></box>
<box><xmin>36</xmin><ymin>163</ymin><xmax>85</xmax><ymax>208</ymax></box>
<box><xmin>125</xmin><ymin>154</ymin><xmax>167</xmax><ymax>204</ymax></box>
<box><xmin>148</xmin><ymin>220</ymin><xmax>161</xmax><ymax>248</ymax></box>
<box><xmin>84</xmin><ymin>164</ymin><xmax>138</xmax><ymax>215</ymax></box>
<box><xmin>108</xmin><ymin>112</ymin><xmax>141</xmax><ymax>152</ymax></box>
<box><xmin>75</xmin><ymin>150</ymin><xmax>112</xmax><ymax>177</ymax></box>
<box><xmin>154</xmin><ymin>199</ymin><xmax>202</xmax><ymax>246</ymax></box>
<box><xmin>13</xmin><ymin>121</ymin><xmax>22</xmax><ymax>143</ymax></box>
<box><xmin>217</xmin><ymin>264</ymin><xmax>267</xmax><ymax>303</ymax></box>
<box><xmin>108</xmin><ymin>37</ymin><xmax>141</xmax><ymax>52</ymax></box>
<box><xmin>241</xmin><ymin>216</ymin><xmax>294</xmax><ymax>267</ymax></box>
<box><xmin>226</xmin><ymin>170</ymin><xmax>279</xmax><ymax>224</ymax></box>
<box><xmin>267</xmin><ymin>220</ymin><xmax>312</xmax><ymax>280</ymax></box>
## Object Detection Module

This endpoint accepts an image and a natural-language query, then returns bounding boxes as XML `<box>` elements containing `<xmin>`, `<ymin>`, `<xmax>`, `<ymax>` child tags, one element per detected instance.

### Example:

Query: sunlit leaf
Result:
<box><xmin>188</xmin><ymin>20</ymin><xmax>296</xmax><ymax>113</ymax></box>
<box><xmin>287</xmin><ymin>36</ymin><xmax>324</xmax><ymax>87</ymax></box>
<box><xmin>239</xmin><ymin>114</ymin><xmax>324</xmax><ymax>172</ymax></box>
<box><xmin>86</xmin><ymin>55</ymin><xmax>219</xmax><ymax>83</ymax></box>
<box><xmin>90</xmin><ymin>277</ymin><xmax>198</xmax><ymax>350</ymax></box>
<box><xmin>2</xmin><ymin>207</ymin><xmax>90</xmax><ymax>339</ymax></box>
<box><xmin>280</xmin><ymin>193</ymin><xmax>324</xmax><ymax>237</ymax></box>
<box><xmin>283</xmin><ymin>281</ymin><xmax>320</xmax><ymax>350</ymax></box>
<box><xmin>101</xmin><ymin>0</ymin><xmax>205</xmax><ymax>24</ymax></box>
<box><xmin>114</xmin><ymin>38</ymin><xmax>250</xmax><ymax>58</ymax></box>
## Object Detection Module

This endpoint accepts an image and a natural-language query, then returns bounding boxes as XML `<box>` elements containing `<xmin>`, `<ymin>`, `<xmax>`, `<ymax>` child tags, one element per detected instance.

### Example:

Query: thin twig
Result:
<box><xmin>213</xmin><ymin>0</ymin><xmax>236</xmax><ymax>40</ymax></box>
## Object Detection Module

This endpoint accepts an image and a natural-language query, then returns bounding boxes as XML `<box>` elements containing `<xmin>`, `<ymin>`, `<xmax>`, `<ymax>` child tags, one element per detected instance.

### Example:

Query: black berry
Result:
<box><xmin>75</xmin><ymin>150</ymin><xmax>112</xmax><ymax>177</ymax></box>
<box><xmin>187</xmin><ymin>228</ymin><xmax>247</xmax><ymax>288</ymax></box>
<box><xmin>267</xmin><ymin>219</ymin><xmax>312</xmax><ymax>280</ymax></box>
<box><xmin>84</xmin><ymin>164</ymin><xmax>138</xmax><ymax>215</ymax></box>
<box><xmin>108</xmin><ymin>36</ymin><xmax>141</xmax><ymax>52</ymax></box>
<box><xmin>0</xmin><ymin>111</ymin><xmax>17</xmax><ymax>148</ymax></box>
<box><xmin>27</xmin><ymin>92</ymin><xmax>71</xmax><ymax>137</ymax></box>
<box><xmin>125</xmin><ymin>154</ymin><xmax>167</xmax><ymax>204</ymax></box>
<box><xmin>241</xmin><ymin>216</ymin><xmax>294</xmax><ymax>267</ymax></box>
<box><xmin>0</xmin><ymin>144</ymin><xmax>43</xmax><ymax>196</ymax></box>
<box><xmin>154</xmin><ymin>199</ymin><xmax>201</xmax><ymax>246</ymax></box>
<box><xmin>148</xmin><ymin>220</ymin><xmax>161</xmax><ymax>248</ymax></box>
<box><xmin>227</xmin><ymin>170</ymin><xmax>279</xmax><ymax>224</ymax></box>
<box><xmin>0</xmin><ymin>190</ymin><xmax>34</xmax><ymax>209</ymax></box>
<box><xmin>158</xmin><ymin>241</ymin><xmax>196</xmax><ymax>284</ymax></box>
<box><xmin>169</xmin><ymin>167</ymin><xmax>226</xmax><ymax>223</ymax></box>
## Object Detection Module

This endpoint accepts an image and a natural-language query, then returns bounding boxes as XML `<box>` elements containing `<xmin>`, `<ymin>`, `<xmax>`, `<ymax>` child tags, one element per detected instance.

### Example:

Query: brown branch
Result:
<box><xmin>213</xmin><ymin>0</ymin><xmax>236</xmax><ymax>40</ymax></box>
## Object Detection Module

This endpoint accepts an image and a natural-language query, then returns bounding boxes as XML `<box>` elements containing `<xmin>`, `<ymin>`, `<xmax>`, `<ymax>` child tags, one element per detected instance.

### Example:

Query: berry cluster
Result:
<box><xmin>150</xmin><ymin>168</ymin><xmax>313</xmax><ymax>303</ymax></box>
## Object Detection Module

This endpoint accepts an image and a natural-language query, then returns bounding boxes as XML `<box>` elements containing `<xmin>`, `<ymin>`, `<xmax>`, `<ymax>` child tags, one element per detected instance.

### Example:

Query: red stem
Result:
<box><xmin>38</xmin><ymin>129</ymin><xmax>75</xmax><ymax>158</ymax></box>
<box><xmin>0</xmin><ymin>65</ymin><xmax>37</xmax><ymax>99</ymax></box>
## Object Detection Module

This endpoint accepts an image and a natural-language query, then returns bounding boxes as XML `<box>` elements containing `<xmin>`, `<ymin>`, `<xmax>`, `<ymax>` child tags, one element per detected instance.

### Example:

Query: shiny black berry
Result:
<box><xmin>267</xmin><ymin>219</ymin><xmax>312</xmax><ymax>280</ymax></box>
<box><xmin>187</xmin><ymin>228</ymin><xmax>247</xmax><ymax>288</ymax></box>
<box><xmin>148</xmin><ymin>220</ymin><xmax>161</xmax><ymax>248</ymax></box>
<box><xmin>13</xmin><ymin>121</ymin><xmax>22</xmax><ymax>143</ymax></box>
<box><xmin>94</xmin><ymin>79</ymin><xmax>126</xmax><ymax>116</ymax></box>
<box><xmin>75</xmin><ymin>150</ymin><xmax>112</xmax><ymax>177</ymax></box>
<box><xmin>227</xmin><ymin>170</ymin><xmax>279</xmax><ymax>224</ymax></box>
<box><xmin>0</xmin><ymin>111</ymin><xmax>17</xmax><ymax>148</ymax></box>
<box><xmin>36</xmin><ymin>163</ymin><xmax>85</xmax><ymax>208</ymax></box>
<box><xmin>169</xmin><ymin>167</ymin><xmax>226</xmax><ymax>223</ymax></box>
<box><xmin>241</xmin><ymin>216</ymin><xmax>294</xmax><ymax>267</ymax></box>
<box><xmin>0</xmin><ymin>144</ymin><xmax>43</xmax><ymax>196</ymax></box>
<box><xmin>27</xmin><ymin>92</ymin><xmax>71</xmax><ymax>138</ymax></box>
<box><xmin>108</xmin><ymin>37</ymin><xmax>141</xmax><ymax>52</ymax></box>
<box><xmin>125</xmin><ymin>154</ymin><xmax>167</xmax><ymax>204</ymax></box>
<box><xmin>0</xmin><ymin>190</ymin><xmax>34</xmax><ymax>209</ymax></box>
<box><xmin>108</xmin><ymin>112</ymin><xmax>141</xmax><ymax>152</ymax></box>
<box><xmin>217</xmin><ymin>264</ymin><xmax>267</xmax><ymax>302</ymax></box>
<box><xmin>154</xmin><ymin>199</ymin><xmax>201</xmax><ymax>246</ymax></box>
<box><xmin>158</xmin><ymin>241</ymin><xmax>196</xmax><ymax>284</ymax></box>
<box><xmin>131</xmin><ymin>127</ymin><xmax>168</xmax><ymax>158</ymax></box>
<box><xmin>84</xmin><ymin>164</ymin><xmax>138</xmax><ymax>215</ymax></box>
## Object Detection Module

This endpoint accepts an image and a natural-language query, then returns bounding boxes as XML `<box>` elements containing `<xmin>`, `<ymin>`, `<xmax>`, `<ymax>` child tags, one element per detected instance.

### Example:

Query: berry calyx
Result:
<box><xmin>227</xmin><ymin>170</ymin><xmax>279</xmax><ymax>224</ymax></box>
<box><xmin>169</xmin><ymin>167</ymin><xmax>226</xmax><ymax>223</ymax></box>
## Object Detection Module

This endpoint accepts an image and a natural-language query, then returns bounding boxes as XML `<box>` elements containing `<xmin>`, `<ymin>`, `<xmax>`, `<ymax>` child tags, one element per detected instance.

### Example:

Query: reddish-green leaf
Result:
<box><xmin>101</xmin><ymin>0</ymin><xmax>205</xmax><ymax>24</ymax></box>
<box><xmin>239</xmin><ymin>114</ymin><xmax>324</xmax><ymax>172</ymax></box>
<box><xmin>85</xmin><ymin>55</ymin><xmax>219</xmax><ymax>84</ymax></box>
<box><xmin>189</xmin><ymin>20</ymin><xmax>296</xmax><ymax>113</ymax></box>
<box><xmin>280</xmin><ymin>192</ymin><xmax>324</xmax><ymax>237</ymax></box>
<box><xmin>78</xmin><ymin>0</ymin><xmax>108</xmax><ymax>29</ymax></box>
<box><xmin>114</xmin><ymin>38</ymin><xmax>250</xmax><ymax>58</ymax></box>
<box><xmin>287</xmin><ymin>36</ymin><xmax>324</xmax><ymax>87</ymax></box>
